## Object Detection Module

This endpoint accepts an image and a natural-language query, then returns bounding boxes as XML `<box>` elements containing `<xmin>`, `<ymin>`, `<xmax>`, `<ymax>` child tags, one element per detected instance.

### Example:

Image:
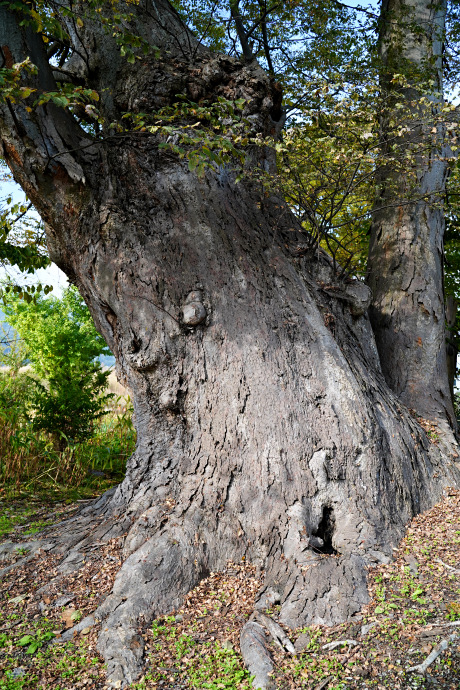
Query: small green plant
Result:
<box><xmin>403</xmin><ymin>608</ymin><xmax>430</xmax><ymax>626</ymax></box>
<box><xmin>293</xmin><ymin>648</ymin><xmax>347</xmax><ymax>686</ymax></box>
<box><xmin>399</xmin><ymin>575</ymin><xmax>427</xmax><ymax>604</ymax></box>
<box><xmin>187</xmin><ymin>642</ymin><xmax>253</xmax><ymax>689</ymax></box>
<box><xmin>70</xmin><ymin>610</ymin><xmax>82</xmax><ymax>623</ymax></box>
<box><xmin>410</xmin><ymin>586</ymin><xmax>426</xmax><ymax>603</ymax></box>
<box><xmin>145</xmin><ymin>618</ymin><xmax>253</xmax><ymax>689</ymax></box>
<box><xmin>373</xmin><ymin>584</ymin><xmax>397</xmax><ymax>614</ymax></box>
<box><xmin>23</xmin><ymin>519</ymin><xmax>51</xmax><ymax>534</ymax></box>
<box><xmin>446</xmin><ymin>602</ymin><xmax>460</xmax><ymax>621</ymax></box>
<box><xmin>0</xmin><ymin>670</ymin><xmax>28</xmax><ymax>689</ymax></box>
<box><xmin>296</xmin><ymin>627</ymin><xmax>322</xmax><ymax>652</ymax></box>
<box><xmin>17</xmin><ymin>629</ymin><xmax>54</xmax><ymax>654</ymax></box>
<box><xmin>375</xmin><ymin>584</ymin><xmax>386</xmax><ymax>600</ymax></box>
<box><xmin>151</xmin><ymin>618</ymin><xmax>171</xmax><ymax>639</ymax></box>
<box><xmin>374</xmin><ymin>601</ymin><xmax>398</xmax><ymax>615</ymax></box>
<box><xmin>14</xmin><ymin>546</ymin><xmax>29</xmax><ymax>556</ymax></box>
<box><xmin>175</xmin><ymin>633</ymin><xmax>195</xmax><ymax>659</ymax></box>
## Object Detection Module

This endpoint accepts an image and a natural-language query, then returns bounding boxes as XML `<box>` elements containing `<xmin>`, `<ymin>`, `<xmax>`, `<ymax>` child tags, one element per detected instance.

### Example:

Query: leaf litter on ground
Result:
<box><xmin>0</xmin><ymin>489</ymin><xmax>459</xmax><ymax>688</ymax></box>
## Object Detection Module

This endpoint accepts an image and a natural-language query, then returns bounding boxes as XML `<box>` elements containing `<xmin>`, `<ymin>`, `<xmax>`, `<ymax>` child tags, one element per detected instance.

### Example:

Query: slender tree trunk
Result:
<box><xmin>367</xmin><ymin>0</ymin><xmax>455</xmax><ymax>427</ymax></box>
<box><xmin>0</xmin><ymin>2</ymin><xmax>459</xmax><ymax>686</ymax></box>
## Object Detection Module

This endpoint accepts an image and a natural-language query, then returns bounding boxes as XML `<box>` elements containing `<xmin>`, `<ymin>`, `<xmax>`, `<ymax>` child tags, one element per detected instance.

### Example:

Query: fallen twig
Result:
<box><xmin>435</xmin><ymin>558</ymin><xmax>460</xmax><ymax>574</ymax></box>
<box><xmin>322</xmin><ymin>639</ymin><xmax>358</xmax><ymax>652</ymax></box>
<box><xmin>255</xmin><ymin>611</ymin><xmax>295</xmax><ymax>654</ymax></box>
<box><xmin>313</xmin><ymin>677</ymin><xmax>333</xmax><ymax>690</ymax></box>
<box><xmin>408</xmin><ymin>633</ymin><xmax>458</xmax><ymax>674</ymax></box>
<box><xmin>423</xmin><ymin>621</ymin><xmax>460</xmax><ymax>630</ymax></box>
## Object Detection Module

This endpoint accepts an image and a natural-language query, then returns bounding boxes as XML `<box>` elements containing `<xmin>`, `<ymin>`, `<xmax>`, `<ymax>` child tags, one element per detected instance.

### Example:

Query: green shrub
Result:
<box><xmin>0</xmin><ymin>335</ymin><xmax>46</xmax><ymax>484</ymax></box>
<box><xmin>0</xmin><ymin>285</ymin><xmax>136</xmax><ymax>498</ymax></box>
<box><xmin>0</xmin><ymin>324</ymin><xmax>31</xmax><ymax>426</ymax></box>
<box><xmin>2</xmin><ymin>285</ymin><xmax>112</xmax><ymax>448</ymax></box>
<box><xmin>29</xmin><ymin>363</ymin><xmax>111</xmax><ymax>448</ymax></box>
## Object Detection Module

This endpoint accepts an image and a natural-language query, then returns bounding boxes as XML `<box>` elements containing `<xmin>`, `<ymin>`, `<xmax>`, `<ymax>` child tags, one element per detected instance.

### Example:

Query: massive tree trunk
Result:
<box><xmin>367</xmin><ymin>0</ymin><xmax>454</xmax><ymax>427</ymax></box>
<box><xmin>0</xmin><ymin>1</ymin><xmax>459</xmax><ymax>686</ymax></box>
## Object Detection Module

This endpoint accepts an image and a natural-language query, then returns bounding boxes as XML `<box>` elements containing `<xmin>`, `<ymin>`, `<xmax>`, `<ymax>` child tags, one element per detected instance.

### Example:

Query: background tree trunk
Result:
<box><xmin>1</xmin><ymin>2</ymin><xmax>459</xmax><ymax>686</ymax></box>
<box><xmin>367</xmin><ymin>0</ymin><xmax>454</xmax><ymax>427</ymax></box>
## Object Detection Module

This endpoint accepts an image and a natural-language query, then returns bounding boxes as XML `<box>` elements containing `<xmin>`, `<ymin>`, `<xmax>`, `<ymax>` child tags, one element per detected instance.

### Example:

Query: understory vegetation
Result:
<box><xmin>0</xmin><ymin>286</ymin><xmax>136</xmax><ymax>502</ymax></box>
<box><xmin>0</xmin><ymin>398</ymin><xmax>134</xmax><ymax>503</ymax></box>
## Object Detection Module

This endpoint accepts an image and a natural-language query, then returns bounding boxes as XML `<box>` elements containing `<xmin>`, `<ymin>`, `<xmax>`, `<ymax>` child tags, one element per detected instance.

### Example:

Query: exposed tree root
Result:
<box><xmin>1</xmin><ymin>425</ymin><xmax>459</xmax><ymax>688</ymax></box>
<box><xmin>0</xmin><ymin>487</ymin><xmax>452</xmax><ymax>685</ymax></box>
<box><xmin>2</xmin><ymin>491</ymin><xmax>459</xmax><ymax>688</ymax></box>
<box><xmin>240</xmin><ymin>621</ymin><xmax>276</xmax><ymax>690</ymax></box>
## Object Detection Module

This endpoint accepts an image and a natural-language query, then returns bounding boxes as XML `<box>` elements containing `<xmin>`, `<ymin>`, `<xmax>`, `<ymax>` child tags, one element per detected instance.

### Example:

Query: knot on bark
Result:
<box><xmin>158</xmin><ymin>388</ymin><xmax>178</xmax><ymax>410</ymax></box>
<box><xmin>321</xmin><ymin>280</ymin><xmax>372</xmax><ymax>317</ymax></box>
<box><xmin>182</xmin><ymin>290</ymin><xmax>207</xmax><ymax>326</ymax></box>
<box><xmin>116</xmin><ymin>51</ymin><xmax>280</xmax><ymax>142</ymax></box>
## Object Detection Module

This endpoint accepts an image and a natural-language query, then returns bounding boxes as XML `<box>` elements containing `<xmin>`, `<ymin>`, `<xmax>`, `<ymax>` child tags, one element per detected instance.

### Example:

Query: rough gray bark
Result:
<box><xmin>0</xmin><ymin>2</ymin><xmax>459</xmax><ymax>687</ymax></box>
<box><xmin>367</xmin><ymin>0</ymin><xmax>454</xmax><ymax>427</ymax></box>
<box><xmin>240</xmin><ymin>621</ymin><xmax>276</xmax><ymax>690</ymax></box>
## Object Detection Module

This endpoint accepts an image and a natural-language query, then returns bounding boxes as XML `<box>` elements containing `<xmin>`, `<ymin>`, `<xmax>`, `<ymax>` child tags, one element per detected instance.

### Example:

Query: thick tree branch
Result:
<box><xmin>0</xmin><ymin>6</ymin><xmax>95</xmax><ymax>216</ymax></box>
<box><xmin>230</xmin><ymin>0</ymin><xmax>255</xmax><ymax>60</ymax></box>
<box><xmin>257</xmin><ymin>0</ymin><xmax>275</xmax><ymax>74</ymax></box>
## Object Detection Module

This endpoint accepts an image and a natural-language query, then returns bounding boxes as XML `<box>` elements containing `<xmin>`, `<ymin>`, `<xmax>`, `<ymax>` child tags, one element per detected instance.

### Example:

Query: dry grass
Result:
<box><xmin>105</xmin><ymin>368</ymin><xmax>130</xmax><ymax>398</ymax></box>
<box><xmin>0</xmin><ymin>368</ymin><xmax>135</xmax><ymax>499</ymax></box>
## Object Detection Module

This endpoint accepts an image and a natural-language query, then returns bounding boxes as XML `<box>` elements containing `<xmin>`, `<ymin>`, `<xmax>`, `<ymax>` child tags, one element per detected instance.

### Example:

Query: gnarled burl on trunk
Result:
<box><xmin>0</xmin><ymin>1</ymin><xmax>458</xmax><ymax>687</ymax></box>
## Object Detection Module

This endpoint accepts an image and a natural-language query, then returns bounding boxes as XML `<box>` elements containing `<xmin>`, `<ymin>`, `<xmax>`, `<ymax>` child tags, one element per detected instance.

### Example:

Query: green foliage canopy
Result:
<box><xmin>2</xmin><ymin>0</ymin><xmax>460</xmax><ymax>330</ymax></box>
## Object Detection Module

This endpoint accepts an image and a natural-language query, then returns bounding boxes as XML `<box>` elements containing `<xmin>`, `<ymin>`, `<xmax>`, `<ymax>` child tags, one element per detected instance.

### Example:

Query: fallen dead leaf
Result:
<box><xmin>61</xmin><ymin>607</ymin><xmax>77</xmax><ymax>629</ymax></box>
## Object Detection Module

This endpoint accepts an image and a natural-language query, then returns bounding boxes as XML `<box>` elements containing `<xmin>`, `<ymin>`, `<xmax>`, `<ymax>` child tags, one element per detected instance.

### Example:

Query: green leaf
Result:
<box><xmin>20</xmin><ymin>87</ymin><xmax>34</xmax><ymax>99</ymax></box>
<box><xmin>188</xmin><ymin>157</ymin><xmax>198</xmax><ymax>172</ymax></box>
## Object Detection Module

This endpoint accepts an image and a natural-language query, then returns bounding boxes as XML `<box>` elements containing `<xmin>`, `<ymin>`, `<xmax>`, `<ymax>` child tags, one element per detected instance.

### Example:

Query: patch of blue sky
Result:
<box><xmin>0</xmin><ymin>169</ymin><xmax>68</xmax><ymax>296</ymax></box>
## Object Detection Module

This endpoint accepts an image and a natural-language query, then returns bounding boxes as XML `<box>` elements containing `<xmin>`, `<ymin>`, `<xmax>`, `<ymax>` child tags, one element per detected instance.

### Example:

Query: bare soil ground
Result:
<box><xmin>0</xmin><ymin>489</ymin><xmax>459</xmax><ymax>689</ymax></box>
